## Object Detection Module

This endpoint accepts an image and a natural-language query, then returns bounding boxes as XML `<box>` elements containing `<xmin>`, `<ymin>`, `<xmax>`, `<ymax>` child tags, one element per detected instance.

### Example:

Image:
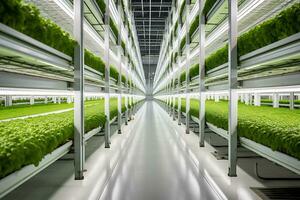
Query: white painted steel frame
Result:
<box><xmin>228</xmin><ymin>0</ymin><xmax>238</xmax><ymax>177</ymax></box>
<box><xmin>0</xmin><ymin>141</ymin><xmax>72</xmax><ymax>199</ymax></box>
<box><xmin>198</xmin><ymin>0</ymin><xmax>205</xmax><ymax>147</ymax></box>
<box><xmin>185</xmin><ymin>0</ymin><xmax>191</xmax><ymax>135</ymax></box>
<box><xmin>117</xmin><ymin>0</ymin><xmax>122</xmax><ymax>134</ymax></box>
<box><xmin>104</xmin><ymin>0</ymin><xmax>111</xmax><ymax>148</ymax></box>
<box><xmin>74</xmin><ymin>0</ymin><xmax>85</xmax><ymax>180</ymax></box>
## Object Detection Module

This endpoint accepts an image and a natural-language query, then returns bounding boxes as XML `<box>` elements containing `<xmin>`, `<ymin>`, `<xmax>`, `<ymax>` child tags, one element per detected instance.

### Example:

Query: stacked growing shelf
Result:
<box><xmin>154</xmin><ymin>0</ymin><xmax>300</xmax><ymax>177</ymax></box>
<box><xmin>0</xmin><ymin>0</ymin><xmax>145</xmax><ymax>198</ymax></box>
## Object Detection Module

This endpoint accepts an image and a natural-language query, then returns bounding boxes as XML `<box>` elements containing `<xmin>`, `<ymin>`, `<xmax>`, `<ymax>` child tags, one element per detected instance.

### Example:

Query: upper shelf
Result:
<box><xmin>0</xmin><ymin>23</ymin><xmax>130</xmax><ymax>91</ymax></box>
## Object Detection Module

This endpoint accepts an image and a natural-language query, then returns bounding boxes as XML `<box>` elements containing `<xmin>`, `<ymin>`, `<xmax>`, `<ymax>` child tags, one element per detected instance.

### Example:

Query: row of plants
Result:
<box><xmin>95</xmin><ymin>0</ymin><xmax>106</xmax><ymax>15</ymax></box>
<box><xmin>205</xmin><ymin>3</ymin><xmax>300</xmax><ymax>71</ymax></box>
<box><xmin>261</xmin><ymin>99</ymin><xmax>300</xmax><ymax>105</ymax></box>
<box><xmin>179</xmin><ymin>0</ymin><xmax>186</xmax><ymax>23</ymax></box>
<box><xmin>0</xmin><ymin>0</ymin><xmax>130</xmax><ymax>84</ymax></box>
<box><xmin>0</xmin><ymin>98</ymin><xmax>130</xmax><ymax>178</ymax></box>
<box><xmin>175</xmin><ymin>3</ymin><xmax>300</xmax><ymax>83</ymax></box>
<box><xmin>162</xmin><ymin>2</ymin><xmax>300</xmax><ymax>87</ymax></box>
<box><xmin>110</xmin><ymin>18</ymin><xmax>119</xmax><ymax>39</ymax></box>
<box><xmin>189</xmin><ymin>15</ymin><xmax>199</xmax><ymax>39</ymax></box>
<box><xmin>0</xmin><ymin>100</ymin><xmax>104</xmax><ymax>120</ymax></box>
<box><xmin>175</xmin><ymin>98</ymin><xmax>300</xmax><ymax>160</ymax></box>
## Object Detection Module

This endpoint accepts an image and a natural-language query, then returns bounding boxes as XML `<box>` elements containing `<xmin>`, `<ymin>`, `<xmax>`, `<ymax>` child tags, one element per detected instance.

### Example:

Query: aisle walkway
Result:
<box><xmin>99</xmin><ymin>101</ymin><xmax>218</xmax><ymax>200</ymax></box>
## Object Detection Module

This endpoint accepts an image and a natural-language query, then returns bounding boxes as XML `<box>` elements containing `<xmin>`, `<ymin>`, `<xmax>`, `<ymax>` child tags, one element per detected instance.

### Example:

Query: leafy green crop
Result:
<box><xmin>205</xmin><ymin>3</ymin><xmax>300</xmax><ymax>71</ymax></box>
<box><xmin>178</xmin><ymin>98</ymin><xmax>300</xmax><ymax>160</ymax></box>
<box><xmin>261</xmin><ymin>99</ymin><xmax>300</xmax><ymax>105</ymax></box>
<box><xmin>203</xmin><ymin>0</ymin><xmax>217</xmax><ymax>17</ymax></box>
<box><xmin>0</xmin><ymin>0</ymin><xmax>127</xmax><ymax>82</ymax></box>
<box><xmin>0</xmin><ymin>98</ymin><xmax>128</xmax><ymax>178</ymax></box>
<box><xmin>95</xmin><ymin>0</ymin><xmax>106</xmax><ymax>15</ymax></box>
<box><xmin>0</xmin><ymin>0</ymin><xmax>76</xmax><ymax>57</ymax></box>
<box><xmin>180</xmin><ymin>37</ymin><xmax>186</xmax><ymax>54</ymax></box>
<box><xmin>180</xmin><ymin>71</ymin><xmax>186</xmax><ymax>84</ymax></box>
<box><xmin>179</xmin><ymin>0</ymin><xmax>186</xmax><ymax>22</ymax></box>
<box><xmin>189</xmin><ymin>64</ymin><xmax>199</xmax><ymax>80</ymax></box>
<box><xmin>110</xmin><ymin>18</ymin><xmax>119</xmax><ymax>38</ymax></box>
<box><xmin>189</xmin><ymin>15</ymin><xmax>199</xmax><ymax>39</ymax></box>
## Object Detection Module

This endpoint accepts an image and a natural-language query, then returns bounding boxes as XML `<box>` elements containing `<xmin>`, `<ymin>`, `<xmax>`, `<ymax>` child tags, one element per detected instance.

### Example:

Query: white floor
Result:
<box><xmin>3</xmin><ymin>100</ymin><xmax>299</xmax><ymax>200</ymax></box>
<box><xmin>99</xmin><ymin>101</ymin><xmax>218</xmax><ymax>200</ymax></box>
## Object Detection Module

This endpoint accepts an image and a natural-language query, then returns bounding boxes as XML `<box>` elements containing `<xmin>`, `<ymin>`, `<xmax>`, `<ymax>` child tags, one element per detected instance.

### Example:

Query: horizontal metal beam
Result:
<box><xmin>135</xmin><ymin>18</ymin><xmax>166</xmax><ymax>22</ymax></box>
<box><xmin>131</xmin><ymin>3</ymin><xmax>172</xmax><ymax>7</ymax></box>
<box><xmin>133</xmin><ymin>10</ymin><xmax>170</xmax><ymax>13</ymax></box>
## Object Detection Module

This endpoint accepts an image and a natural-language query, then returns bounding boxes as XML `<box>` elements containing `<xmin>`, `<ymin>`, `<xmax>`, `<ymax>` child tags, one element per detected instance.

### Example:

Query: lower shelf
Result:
<box><xmin>0</xmin><ymin>141</ymin><xmax>73</xmax><ymax>198</ymax></box>
<box><xmin>168</xmin><ymin>104</ymin><xmax>300</xmax><ymax>175</ymax></box>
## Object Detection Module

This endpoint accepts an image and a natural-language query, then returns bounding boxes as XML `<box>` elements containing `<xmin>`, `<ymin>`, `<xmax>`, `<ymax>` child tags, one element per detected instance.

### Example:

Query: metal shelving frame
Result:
<box><xmin>155</xmin><ymin>0</ymin><xmax>300</xmax><ymax>177</ymax></box>
<box><xmin>0</xmin><ymin>0</ymin><xmax>146</xmax><ymax>197</ymax></box>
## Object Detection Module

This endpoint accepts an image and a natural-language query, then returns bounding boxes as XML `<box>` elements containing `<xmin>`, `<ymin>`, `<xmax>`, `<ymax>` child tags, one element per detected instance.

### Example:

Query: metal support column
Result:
<box><xmin>290</xmin><ymin>92</ymin><xmax>295</xmax><ymax>110</ymax></box>
<box><xmin>254</xmin><ymin>93</ymin><xmax>261</xmax><ymax>106</ymax></box>
<box><xmin>125</xmin><ymin>56</ymin><xmax>129</xmax><ymax>125</ymax></box>
<box><xmin>228</xmin><ymin>0</ymin><xmax>238</xmax><ymax>177</ymax></box>
<box><xmin>199</xmin><ymin>1</ymin><xmax>205</xmax><ymax>147</ymax></box>
<box><xmin>117</xmin><ymin>0</ymin><xmax>122</xmax><ymax>134</ymax></box>
<box><xmin>273</xmin><ymin>93</ymin><xmax>279</xmax><ymax>108</ymax></box>
<box><xmin>30</xmin><ymin>97</ymin><xmax>34</xmax><ymax>105</ymax></box>
<box><xmin>44</xmin><ymin>96</ymin><xmax>48</xmax><ymax>104</ymax></box>
<box><xmin>185</xmin><ymin>0</ymin><xmax>191</xmax><ymax>134</ymax></box>
<box><xmin>104</xmin><ymin>0</ymin><xmax>111</xmax><ymax>148</ymax></box>
<box><xmin>73</xmin><ymin>0</ymin><xmax>84</xmax><ymax>180</ymax></box>
<box><xmin>5</xmin><ymin>96</ymin><xmax>12</xmax><ymax>107</ymax></box>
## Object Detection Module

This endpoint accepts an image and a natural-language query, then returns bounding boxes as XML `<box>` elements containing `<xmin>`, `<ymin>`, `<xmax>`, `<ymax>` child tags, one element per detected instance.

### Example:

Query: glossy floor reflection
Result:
<box><xmin>99</xmin><ymin>101</ymin><xmax>218</xmax><ymax>200</ymax></box>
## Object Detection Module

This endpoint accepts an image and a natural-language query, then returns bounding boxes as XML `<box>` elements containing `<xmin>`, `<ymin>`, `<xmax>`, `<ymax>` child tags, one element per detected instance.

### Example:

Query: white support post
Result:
<box><xmin>58</xmin><ymin>97</ymin><xmax>61</xmax><ymax>104</ymax></box>
<box><xmin>5</xmin><ymin>96</ymin><xmax>12</xmax><ymax>107</ymax></box>
<box><xmin>290</xmin><ymin>92</ymin><xmax>294</xmax><ymax>110</ymax></box>
<box><xmin>185</xmin><ymin>0</ymin><xmax>191</xmax><ymax>134</ymax></box>
<box><xmin>125</xmin><ymin>57</ymin><xmax>129</xmax><ymax>125</ymax></box>
<box><xmin>30</xmin><ymin>97</ymin><xmax>34</xmax><ymax>105</ymax></box>
<box><xmin>215</xmin><ymin>94</ymin><xmax>220</xmax><ymax>102</ymax></box>
<box><xmin>244</xmin><ymin>93</ymin><xmax>249</xmax><ymax>105</ymax></box>
<box><xmin>53</xmin><ymin>97</ymin><xmax>57</xmax><ymax>104</ymax></box>
<box><xmin>228</xmin><ymin>0</ymin><xmax>238</xmax><ymax>177</ymax></box>
<box><xmin>254</xmin><ymin>93</ymin><xmax>261</xmax><ymax>106</ymax></box>
<box><xmin>73</xmin><ymin>0</ymin><xmax>84</xmax><ymax>180</ymax></box>
<box><xmin>240</xmin><ymin>94</ymin><xmax>244</xmax><ymax>103</ymax></box>
<box><xmin>199</xmin><ymin>2</ymin><xmax>205</xmax><ymax>146</ymax></box>
<box><xmin>117</xmin><ymin>0</ymin><xmax>122</xmax><ymax>134</ymax></box>
<box><xmin>273</xmin><ymin>93</ymin><xmax>279</xmax><ymax>108</ymax></box>
<box><xmin>67</xmin><ymin>96</ymin><xmax>72</xmax><ymax>104</ymax></box>
<box><xmin>104</xmin><ymin>0</ymin><xmax>111</xmax><ymax>148</ymax></box>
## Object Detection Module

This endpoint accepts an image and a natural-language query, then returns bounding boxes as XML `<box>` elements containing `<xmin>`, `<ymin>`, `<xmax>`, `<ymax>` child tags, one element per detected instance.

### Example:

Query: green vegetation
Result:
<box><xmin>121</xmin><ymin>41</ymin><xmax>126</xmax><ymax>54</ymax></box>
<box><xmin>189</xmin><ymin>64</ymin><xmax>199</xmax><ymax>80</ymax></box>
<box><xmin>0</xmin><ymin>98</ymin><xmax>129</xmax><ymax>178</ymax></box>
<box><xmin>203</xmin><ymin>0</ymin><xmax>217</xmax><ymax>16</ymax></box>
<box><xmin>174</xmin><ymin>21</ymin><xmax>178</xmax><ymax>37</ymax></box>
<box><xmin>180</xmin><ymin>38</ymin><xmax>186</xmax><ymax>54</ymax></box>
<box><xmin>180</xmin><ymin>71</ymin><xmax>186</xmax><ymax>84</ymax></box>
<box><xmin>95</xmin><ymin>0</ymin><xmax>106</xmax><ymax>14</ymax></box>
<box><xmin>189</xmin><ymin>15</ymin><xmax>199</xmax><ymax>39</ymax></box>
<box><xmin>205</xmin><ymin>3</ymin><xmax>300</xmax><ymax>71</ymax></box>
<box><xmin>178</xmin><ymin>99</ymin><xmax>300</xmax><ymax>160</ymax></box>
<box><xmin>0</xmin><ymin>0</ymin><xmax>127</xmax><ymax>82</ymax></box>
<box><xmin>179</xmin><ymin>0</ymin><xmax>186</xmax><ymax>22</ymax></box>
<box><xmin>84</xmin><ymin>50</ymin><xmax>105</xmax><ymax>74</ymax></box>
<box><xmin>0</xmin><ymin>0</ymin><xmax>76</xmax><ymax>56</ymax></box>
<box><xmin>110</xmin><ymin>18</ymin><xmax>119</xmax><ymax>38</ymax></box>
<box><xmin>261</xmin><ymin>99</ymin><xmax>300</xmax><ymax>105</ymax></box>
